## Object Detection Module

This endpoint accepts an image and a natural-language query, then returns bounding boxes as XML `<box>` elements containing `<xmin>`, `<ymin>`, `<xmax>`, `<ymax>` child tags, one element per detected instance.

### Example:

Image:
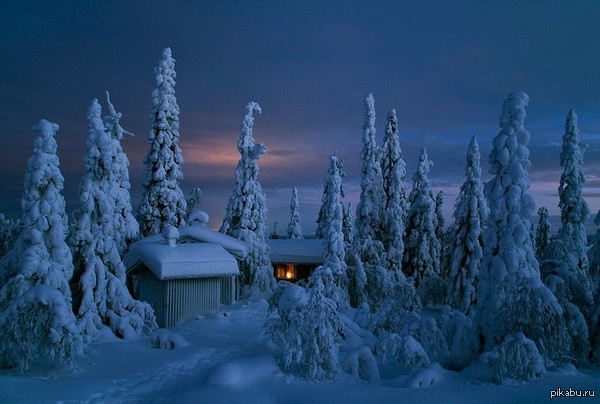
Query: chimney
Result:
<box><xmin>163</xmin><ymin>225</ymin><xmax>179</xmax><ymax>247</ymax></box>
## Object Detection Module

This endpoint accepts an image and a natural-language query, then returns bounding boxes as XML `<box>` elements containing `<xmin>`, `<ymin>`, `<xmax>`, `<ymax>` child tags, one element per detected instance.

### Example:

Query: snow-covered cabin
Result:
<box><xmin>124</xmin><ymin>215</ymin><xmax>248</xmax><ymax>327</ymax></box>
<box><xmin>267</xmin><ymin>239</ymin><xmax>324</xmax><ymax>282</ymax></box>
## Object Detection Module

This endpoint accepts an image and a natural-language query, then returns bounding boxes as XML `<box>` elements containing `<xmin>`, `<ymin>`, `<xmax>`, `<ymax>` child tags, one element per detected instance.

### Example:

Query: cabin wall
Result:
<box><xmin>138</xmin><ymin>273</ymin><xmax>221</xmax><ymax>328</ymax></box>
<box><xmin>220</xmin><ymin>275</ymin><xmax>237</xmax><ymax>305</ymax></box>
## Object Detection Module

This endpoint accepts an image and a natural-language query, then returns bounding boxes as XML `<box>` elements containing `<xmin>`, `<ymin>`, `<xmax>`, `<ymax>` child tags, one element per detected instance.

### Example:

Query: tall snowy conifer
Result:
<box><xmin>535</xmin><ymin>207</ymin><xmax>551</xmax><ymax>260</ymax></box>
<box><xmin>0</xmin><ymin>215</ymin><xmax>20</xmax><ymax>264</ymax></box>
<box><xmin>103</xmin><ymin>92</ymin><xmax>139</xmax><ymax>255</ymax></box>
<box><xmin>355</xmin><ymin>93</ymin><xmax>384</xmax><ymax>243</ymax></box>
<box><xmin>558</xmin><ymin>109</ymin><xmax>590</xmax><ymax>282</ymax></box>
<box><xmin>435</xmin><ymin>192</ymin><xmax>445</xmax><ymax>242</ymax></box>
<box><xmin>342</xmin><ymin>202</ymin><xmax>354</xmax><ymax>250</ymax></box>
<box><xmin>446</xmin><ymin>136</ymin><xmax>489</xmax><ymax>315</ymax></box>
<box><xmin>403</xmin><ymin>148</ymin><xmax>442</xmax><ymax>294</ymax></box>
<box><xmin>477</xmin><ymin>93</ymin><xmax>567</xmax><ymax>367</ymax></box>
<box><xmin>314</xmin><ymin>152</ymin><xmax>347</xmax><ymax>301</ymax></box>
<box><xmin>381</xmin><ymin>109</ymin><xmax>407</xmax><ymax>278</ymax></box>
<box><xmin>434</xmin><ymin>191</ymin><xmax>446</xmax><ymax>281</ymax></box>
<box><xmin>287</xmin><ymin>187</ymin><xmax>304</xmax><ymax>239</ymax></box>
<box><xmin>185</xmin><ymin>187</ymin><xmax>203</xmax><ymax>221</ymax></box>
<box><xmin>591</xmin><ymin>211</ymin><xmax>600</xmax><ymax>286</ymax></box>
<box><xmin>138</xmin><ymin>47</ymin><xmax>187</xmax><ymax>236</ymax></box>
<box><xmin>0</xmin><ymin>120</ymin><xmax>81</xmax><ymax>370</ymax></box>
<box><xmin>71</xmin><ymin>100</ymin><xmax>156</xmax><ymax>343</ymax></box>
<box><xmin>316</xmin><ymin>157</ymin><xmax>345</xmax><ymax>239</ymax></box>
<box><xmin>221</xmin><ymin>102</ymin><xmax>274</xmax><ymax>294</ymax></box>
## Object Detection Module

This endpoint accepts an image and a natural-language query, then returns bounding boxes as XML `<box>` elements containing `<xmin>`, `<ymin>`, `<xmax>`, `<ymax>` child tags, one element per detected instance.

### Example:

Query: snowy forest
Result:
<box><xmin>1</xmin><ymin>47</ymin><xmax>600</xmax><ymax>397</ymax></box>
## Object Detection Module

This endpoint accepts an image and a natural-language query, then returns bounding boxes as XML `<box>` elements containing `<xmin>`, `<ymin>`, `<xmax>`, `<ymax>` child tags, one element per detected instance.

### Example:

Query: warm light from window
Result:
<box><xmin>286</xmin><ymin>270</ymin><xmax>293</xmax><ymax>279</ymax></box>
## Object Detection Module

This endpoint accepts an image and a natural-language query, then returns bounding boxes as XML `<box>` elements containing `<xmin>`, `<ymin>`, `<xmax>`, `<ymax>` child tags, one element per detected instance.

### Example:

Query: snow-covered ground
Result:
<box><xmin>1</xmin><ymin>298</ymin><xmax>600</xmax><ymax>403</ymax></box>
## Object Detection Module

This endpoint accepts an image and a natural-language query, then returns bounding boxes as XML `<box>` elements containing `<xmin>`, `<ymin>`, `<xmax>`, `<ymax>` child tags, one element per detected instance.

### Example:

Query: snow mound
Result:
<box><xmin>149</xmin><ymin>329</ymin><xmax>190</xmax><ymax>350</ymax></box>
<box><xmin>207</xmin><ymin>355</ymin><xmax>278</xmax><ymax>388</ymax></box>
<box><xmin>342</xmin><ymin>346</ymin><xmax>379</xmax><ymax>383</ymax></box>
<box><xmin>406</xmin><ymin>363</ymin><xmax>444</xmax><ymax>388</ymax></box>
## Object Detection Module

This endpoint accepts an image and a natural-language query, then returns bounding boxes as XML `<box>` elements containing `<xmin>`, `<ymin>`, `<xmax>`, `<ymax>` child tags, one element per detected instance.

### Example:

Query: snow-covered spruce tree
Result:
<box><xmin>103</xmin><ymin>92</ymin><xmax>139</xmax><ymax>255</ymax></box>
<box><xmin>185</xmin><ymin>187</ymin><xmax>203</xmax><ymax>221</ymax></box>
<box><xmin>591</xmin><ymin>210</ymin><xmax>600</xmax><ymax>286</ymax></box>
<box><xmin>344</xmin><ymin>201</ymin><xmax>368</xmax><ymax>308</ymax></box>
<box><xmin>268</xmin><ymin>276</ymin><xmax>344</xmax><ymax>380</ymax></box>
<box><xmin>434</xmin><ymin>191</ymin><xmax>445</xmax><ymax>243</ymax></box>
<box><xmin>0</xmin><ymin>120</ymin><xmax>81</xmax><ymax>370</ymax></box>
<box><xmin>269</xmin><ymin>159</ymin><xmax>346</xmax><ymax>377</ymax></box>
<box><xmin>446</xmin><ymin>136</ymin><xmax>489</xmax><ymax>315</ymax></box>
<box><xmin>558</xmin><ymin>109</ymin><xmax>591</xmax><ymax>290</ymax></box>
<box><xmin>287</xmin><ymin>187</ymin><xmax>303</xmax><ymax>239</ymax></box>
<box><xmin>434</xmin><ymin>191</ymin><xmax>447</xmax><ymax>279</ymax></box>
<box><xmin>0</xmin><ymin>215</ymin><xmax>20</xmax><ymax>268</ymax></box>
<box><xmin>355</xmin><ymin>93</ymin><xmax>385</xmax><ymax>245</ymax></box>
<box><xmin>540</xmin><ymin>240</ymin><xmax>590</xmax><ymax>366</ymax></box>
<box><xmin>402</xmin><ymin>148</ymin><xmax>443</xmax><ymax>303</ymax></box>
<box><xmin>221</xmin><ymin>102</ymin><xmax>274</xmax><ymax>294</ymax></box>
<box><xmin>138</xmin><ymin>47</ymin><xmax>187</xmax><ymax>237</ymax></box>
<box><xmin>314</xmin><ymin>152</ymin><xmax>348</xmax><ymax>302</ymax></box>
<box><xmin>476</xmin><ymin>92</ymin><xmax>568</xmax><ymax>370</ymax></box>
<box><xmin>380</xmin><ymin>109</ymin><xmax>407</xmax><ymax>279</ymax></box>
<box><xmin>535</xmin><ymin>207</ymin><xmax>551</xmax><ymax>260</ymax></box>
<box><xmin>71</xmin><ymin>100</ymin><xmax>156</xmax><ymax>343</ymax></box>
<box><xmin>316</xmin><ymin>155</ymin><xmax>345</xmax><ymax>239</ymax></box>
<box><xmin>342</xmin><ymin>202</ymin><xmax>354</xmax><ymax>250</ymax></box>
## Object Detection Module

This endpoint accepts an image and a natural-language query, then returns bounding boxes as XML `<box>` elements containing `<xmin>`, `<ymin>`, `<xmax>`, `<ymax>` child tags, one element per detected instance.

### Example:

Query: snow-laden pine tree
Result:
<box><xmin>558</xmin><ymin>109</ymin><xmax>591</xmax><ymax>287</ymax></box>
<box><xmin>287</xmin><ymin>187</ymin><xmax>303</xmax><ymax>239</ymax></box>
<box><xmin>476</xmin><ymin>93</ymin><xmax>568</xmax><ymax>371</ymax></box>
<box><xmin>316</xmin><ymin>156</ymin><xmax>345</xmax><ymax>239</ymax></box>
<box><xmin>591</xmin><ymin>211</ymin><xmax>600</xmax><ymax>286</ymax></box>
<box><xmin>0</xmin><ymin>120</ymin><xmax>81</xmax><ymax>370</ymax></box>
<box><xmin>446</xmin><ymin>136</ymin><xmax>489</xmax><ymax>315</ymax></box>
<box><xmin>0</xmin><ymin>215</ymin><xmax>20</xmax><ymax>270</ymax></box>
<box><xmin>315</xmin><ymin>152</ymin><xmax>347</xmax><ymax>302</ymax></box>
<box><xmin>434</xmin><ymin>191</ymin><xmax>446</xmax><ymax>279</ymax></box>
<box><xmin>535</xmin><ymin>207</ymin><xmax>551</xmax><ymax>260</ymax></box>
<box><xmin>268</xmin><ymin>155</ymin><xmax>346</xmax><ymax>377</ymax></box>
<box><xmin>435</xmin><ymin>191</ymin><xmax>445</xmax><ymax>242</ymax></box>
<box><xmin>355</xmin><ymin>93</ymin><xmax>384</xmax><ymax>244</ymax></box>
<box><xmin>540</xmin><ymin>239</ymin><xmax>591</xmax><ymax>366</ymax></box>
<box><xmin>71</xmin><ymin>100</ymin><xmax>157</xmax><ymax>343</ymax></box>
<box><xmin>185</xmin><ymin>187</ymin><xmax>203</xmax><ymax>221</ymax></box>
<box><xmin>103</xmin><ymin>92</ymin><xmax>139</xmax><ymax>255</ymax></box>
<box><xmin>342</xmin><ymin>202</ymin><xmax>354</xmax><ymax>250</ymax></box>
<box><xmin>268</xmin><ymin>275</ymin><xmax>343</xmax><ymax>380</ymax></box>
<box><xmin>403</xmin><ymin>148</ymin><xmax>443</xmax><ymax>303</ymax></box>
<box><xmin>138</xmin><ymin>47</ymin><xmax>187</xmax><ymax>236</ymax></box>
<box><xmin>221</xmin><ymin>102</ymin><xmax>274</xmax><ymax>294</ymax></box>
<box><xmin>380</xmin><ymin>109</ymin><xmax>407</xmax><ymax>278</ymax></box>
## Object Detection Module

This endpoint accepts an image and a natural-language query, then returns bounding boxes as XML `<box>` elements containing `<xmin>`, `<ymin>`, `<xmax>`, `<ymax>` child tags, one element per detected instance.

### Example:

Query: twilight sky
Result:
<box><xmin>1</xmin><ymin>1</ymin><xmax>600</xmax><ymax>233</ymax></box>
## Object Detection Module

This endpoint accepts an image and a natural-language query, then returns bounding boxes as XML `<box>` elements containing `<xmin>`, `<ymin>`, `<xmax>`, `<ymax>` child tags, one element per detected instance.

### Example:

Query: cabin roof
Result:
<box><xmin>267</xmin><ymin>239</ymin><xmax>324</xmax><ymax>264</ymax></box>
<box><xmin>132</xmin><ymin>224</ymin><xmax>249</xmax><ymax>260</ymax></box>
<box><xmin>125</xmin><ymin>241</ymin><xmax>239</xmax><ymax>280</ymax></box>
<box><xmin>124</xmin><ymin>224</ymin><xmax>247</xmax><ymax>280</ymax></box>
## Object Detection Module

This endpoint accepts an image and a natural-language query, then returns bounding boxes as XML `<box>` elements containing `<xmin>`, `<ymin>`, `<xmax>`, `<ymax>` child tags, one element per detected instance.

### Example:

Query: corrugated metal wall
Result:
<box><xmin>220</xmin><ymin>275</ymin><xmax>236</xmax><ymax>305</ymax></box>
<box><xmin>140</xmin><ymin>276</ymin><xmax>222</xmax><ymax>328</ymax></box>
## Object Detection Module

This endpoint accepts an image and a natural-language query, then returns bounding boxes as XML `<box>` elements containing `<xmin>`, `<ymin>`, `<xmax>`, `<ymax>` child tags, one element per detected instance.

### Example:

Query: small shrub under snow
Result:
<box><xmin>481</xmin><ymin>332</ymin><xmax>545</xmax><ymax>384</ymax></box>
<box><xmin>375</xmin><ymin>333</ymin><xmax>430</xmax><ymax>373</ymax></box>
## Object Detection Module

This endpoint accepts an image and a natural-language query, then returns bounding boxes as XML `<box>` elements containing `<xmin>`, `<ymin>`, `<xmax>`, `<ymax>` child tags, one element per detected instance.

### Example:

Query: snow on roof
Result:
<box><xmin>132</xmin><ymin>224</ymin><xmax>248</xmax><ymax>260</ymax></box>
<box><xmin>125</xmin><ymin>242</ymin><xmax>239</xmax><ymax>280</ymax></box>
<box><xmin>266</xmin><ymin>239</ymin><xmax>324</xmax><ymax>264</ymax></box>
